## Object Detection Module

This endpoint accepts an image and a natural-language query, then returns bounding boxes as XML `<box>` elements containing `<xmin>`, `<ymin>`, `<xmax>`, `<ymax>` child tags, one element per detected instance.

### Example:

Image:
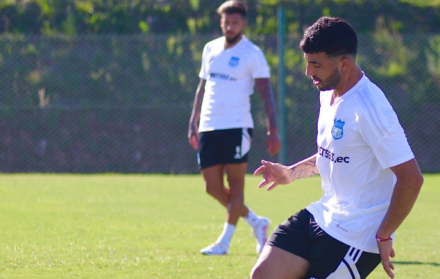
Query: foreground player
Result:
<box><xmin>188</xmin><ymin>1</ymin><xmax>281</xmax><ymax>255</ymax></box>
<box><xmin>251</xmin><ymin>17</ymin><xmax>423</xmax><ymax>278</ymax></box>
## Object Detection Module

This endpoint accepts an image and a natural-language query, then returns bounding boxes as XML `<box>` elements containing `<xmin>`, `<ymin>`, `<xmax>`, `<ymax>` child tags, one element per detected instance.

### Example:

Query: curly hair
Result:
<box><xmin>300</xmin><ymin>17</ymin><xmax>357</xmax><ymax>57</ymax></box>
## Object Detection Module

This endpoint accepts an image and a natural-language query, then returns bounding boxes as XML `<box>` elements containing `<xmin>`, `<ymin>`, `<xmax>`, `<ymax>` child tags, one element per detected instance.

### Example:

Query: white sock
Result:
<box><xmin>216</xmin><ymin>223</ymin><xmax>236</xmax><ymax>247</ymax></box>
<box><xmin>243</xmin><ymin>210</ymin><xmax>260</xmax><ymax>228</ymax></box>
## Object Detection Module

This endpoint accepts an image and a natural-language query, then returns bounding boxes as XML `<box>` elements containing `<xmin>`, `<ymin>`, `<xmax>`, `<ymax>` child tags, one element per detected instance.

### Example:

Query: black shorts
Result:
<box><xmin>197</xmin><ymin>128</ymin><xmax>253</xmax><ymax>169</ymax></box>
<box><xmin>266</xmin><ymin>209</ymin><xmax>381</xmax><ymax>279</ymax></box>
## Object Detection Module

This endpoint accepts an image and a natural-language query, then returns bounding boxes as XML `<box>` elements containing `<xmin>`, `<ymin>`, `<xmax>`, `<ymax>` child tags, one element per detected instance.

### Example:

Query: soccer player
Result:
<box><xmin>251</xmin><ymin>17</ymin><xmax>423</xmax><ymax>279</ymax></box>
<box><xmin>188</xmin><ymin>0</ymin><xmax>281</xmax><ymax>255</ymax></box>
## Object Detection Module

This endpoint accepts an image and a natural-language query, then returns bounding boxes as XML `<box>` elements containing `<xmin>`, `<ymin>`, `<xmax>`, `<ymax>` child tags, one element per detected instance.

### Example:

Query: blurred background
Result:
<box><xmin>0</xmin><ymin>0</ymin><xmax>439</xmax><ymax>173</ymax></box>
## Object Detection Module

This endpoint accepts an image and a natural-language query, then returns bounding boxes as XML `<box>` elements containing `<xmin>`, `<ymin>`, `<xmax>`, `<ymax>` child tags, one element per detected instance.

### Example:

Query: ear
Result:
<box><xmin>339</xmin><ymin>57</ymin><xmax>351</xmax><ymax>73</ymax></box>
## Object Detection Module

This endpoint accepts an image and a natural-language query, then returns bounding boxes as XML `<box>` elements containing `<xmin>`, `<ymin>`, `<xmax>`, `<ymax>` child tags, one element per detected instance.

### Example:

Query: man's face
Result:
<box><xmin>220</xmin><ymin>13</ymin><xmax>246</xmax><ymax>44</ymax></box>
<box><xmin>304</xmin><ymin>52</ymin><xmax>342</xmax><ymax>91</ymax></box>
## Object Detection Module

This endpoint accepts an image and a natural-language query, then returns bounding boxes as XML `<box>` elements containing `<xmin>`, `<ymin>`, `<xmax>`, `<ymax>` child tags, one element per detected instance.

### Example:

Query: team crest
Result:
<box><xmin>331</xmin><ymin>118</ymin><xmax>345</xmax><ymax>140</ymax></box>
<box><xmin>229</xmin><ymin>56</ymin><xmax>240</xmax><ymax>67</ymax></box>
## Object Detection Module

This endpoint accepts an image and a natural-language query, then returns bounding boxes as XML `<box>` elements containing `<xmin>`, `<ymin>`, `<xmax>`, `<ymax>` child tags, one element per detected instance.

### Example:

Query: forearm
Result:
<box><xmin>189</xmin><ymin>79</ymin><xmax>206</xmax><ymax>130</ymax></box>
<box><xmin>255</xmin><ymin>78</ymin><xmax>277</xmax><ymax>133</ymax></box>
<box><xmin>377</xmin><ymin>181</ymin><xmax>422</xmax><ymax>238</ymax></box>
<box><xmin>288</xmin><ymin>154</ymin><xmax>319</xmax><ymax>181</ymax></box>
<box><xmin>377</xmin><ymin>159</ymin><xmax>423</xmax><ymax>238</ymax></box>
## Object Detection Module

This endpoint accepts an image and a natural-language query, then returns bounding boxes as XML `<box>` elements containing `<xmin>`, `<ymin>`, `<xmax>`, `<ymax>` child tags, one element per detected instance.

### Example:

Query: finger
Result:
<box><xmin>258</xmin><ymin>173</ymin><xmax>272</xmax><ymax>187</ymax></box>
<box><xmin>268</xmin><ymin>143</ymin><xmax>281</xmax><ymax>156</ymax></box>
<box><xmin>190</xmin><ymin>139</ymin><xmax>198</xmax><ymax>150</ymax></box>
<box><xmin>258</xmin><ymin>179</ymin><xmax>269</xmax><ymax>188</ymax></box>
<box><xmin>266</xmin><ymin>182</ymin><xmax>279</xmax><ymax>191</ymax></box>
<box><xmin>267</xmin><ymin>144</ymin><xmax>275</xmax><ymax>156</ymax></box>
<box><xmin>390</xmin><ymin>248</ymin><xmax>395</xmax><ymax>258</ymax></box>
<box><xmin>382</xmin><ymin>261</ymin><xmax>394</xmax><ymax>279</ymax></box>
<box><xmin>254</xmin><ymin>165</ymin><xmax>266</xmax><ymax>176</ymax></box>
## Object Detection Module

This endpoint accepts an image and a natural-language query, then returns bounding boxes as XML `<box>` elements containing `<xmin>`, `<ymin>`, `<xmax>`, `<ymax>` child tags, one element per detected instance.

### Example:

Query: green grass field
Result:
<box><xmin>0</xmin><ymin>174</ymin><xmax>438</xmax><ymax>278</ymax></box>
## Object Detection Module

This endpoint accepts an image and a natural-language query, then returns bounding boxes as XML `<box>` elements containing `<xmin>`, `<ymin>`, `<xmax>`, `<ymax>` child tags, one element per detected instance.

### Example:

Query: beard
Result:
<box><xmin>225</xmin><ymin>32</ymin><xmax>242</xmax><ymax>45</ymax></box>
<box><xmin>316</xmin><ymin>68</ymin><xmax>342</xmax><ymax>91</ymax></box>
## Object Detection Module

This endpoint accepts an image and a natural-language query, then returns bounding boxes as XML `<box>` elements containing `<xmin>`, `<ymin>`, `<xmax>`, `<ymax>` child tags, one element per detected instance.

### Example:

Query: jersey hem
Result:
<box><xmin>305</xmin><ymin>207</ymin><xmax>380</xmax><ymax>254</ymax></box>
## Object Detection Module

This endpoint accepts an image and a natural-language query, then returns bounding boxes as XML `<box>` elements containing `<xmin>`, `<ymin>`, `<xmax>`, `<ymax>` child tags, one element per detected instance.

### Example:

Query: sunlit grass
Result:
<box><xmin>0</xmin><ymin>174</ymin><xmax>438</xmax><ymax>278</ymax></box>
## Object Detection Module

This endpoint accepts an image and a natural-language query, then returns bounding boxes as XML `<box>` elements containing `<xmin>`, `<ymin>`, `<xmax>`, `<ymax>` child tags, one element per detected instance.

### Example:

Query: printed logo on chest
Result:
<box><xmin>331</xmin><ymin>118</ymin><xmax>345</xmax><ymax>140</ymax></box>
<box><xmin>229</xmin><ymin>56</ymin><xmax>240</xmax><ymax>67</ymax></box>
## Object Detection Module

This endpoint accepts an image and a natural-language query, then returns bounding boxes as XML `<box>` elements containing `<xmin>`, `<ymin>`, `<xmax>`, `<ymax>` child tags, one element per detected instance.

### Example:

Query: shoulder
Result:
<box><xmin>355</xmin><ymin>77</ymin><xmax>399</xmax><ymax>130</ymax></box>
<box><xmin>204</xmin><ymin>37</ymin><xmax>224</xmax><ymax>51</ymax></box>
<box><xmin>240</xmin><ymin>37</ymin><xmax>265</xmax><ymax>55</ymax></box>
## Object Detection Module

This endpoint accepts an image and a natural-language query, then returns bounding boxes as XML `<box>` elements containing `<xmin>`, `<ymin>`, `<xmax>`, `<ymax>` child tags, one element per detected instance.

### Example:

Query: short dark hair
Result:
<box><xmin>300</xmin><ymin>17</ymin><xmax>357</xmax><ymax>57</ymax></box>
<box><xmin>217</xmin><ymin>0</ymin><xmax>246</xmax><ymax>18</ymax></box>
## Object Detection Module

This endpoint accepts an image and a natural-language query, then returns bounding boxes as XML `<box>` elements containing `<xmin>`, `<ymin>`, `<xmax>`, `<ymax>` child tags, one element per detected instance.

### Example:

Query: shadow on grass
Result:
<box><xmin>394</xmin><ymin>261</ymin><xmax>440</xmax><ymax>267</ymax></box>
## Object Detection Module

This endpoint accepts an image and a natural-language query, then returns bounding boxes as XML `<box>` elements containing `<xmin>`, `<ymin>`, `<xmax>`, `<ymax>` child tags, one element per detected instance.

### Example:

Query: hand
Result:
<box><xmin>254</xmin><ymin>160</ymin><xmax>292</xmax><ymax>191</ymax></box>
<box><xmin>267</xmin><ymin>131</ymin><xmax>281</xmax><ymax>156</ymax></box>
<box><xmin>377</xmin><ymin>240</ymin><xmax>395</xmax><ymax>278</ymax></box>
<box><xmin>188</xmin><ymin>134</ymin><xmax>198</xmax><ymax>150</ymax></box>
<box><xmin>188</xmin><ymin>123</ymin><xmax>199</xmax><ymax>150</ymax></box>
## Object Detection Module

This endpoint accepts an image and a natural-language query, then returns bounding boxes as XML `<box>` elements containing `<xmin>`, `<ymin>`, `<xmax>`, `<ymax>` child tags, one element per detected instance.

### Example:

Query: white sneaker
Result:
<box><xmin>200</xmin><ymin>242</ymin><xmax>228</xmax><ymax>255</ymax></box>
<box><xmin>253</xmin><ymin>217</ymin><xmax>270</xmax><ymax>254</ymax></box>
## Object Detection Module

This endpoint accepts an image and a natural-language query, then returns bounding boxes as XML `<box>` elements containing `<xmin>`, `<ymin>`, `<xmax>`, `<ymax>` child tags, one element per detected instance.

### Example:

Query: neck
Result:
<box><xmin>224</xmin><ymin>35</ymin><xmax>243</xmax><ymax>49</ymax></box>
<box><xmin>333</xmin><ymin>64</ymin><xmax>363</xmax><ymax>98</ymax></box>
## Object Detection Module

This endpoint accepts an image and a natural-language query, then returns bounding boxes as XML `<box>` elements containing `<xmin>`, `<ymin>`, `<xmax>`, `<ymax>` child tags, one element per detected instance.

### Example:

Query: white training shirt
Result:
<box><xmin>198</xmin><ymin>36</ymin><xmax>270</xmax><ymax>132</ymax></box>
<box><xmin>306</xmin><ymin>74</ymin><xmax>415</xmax><ymax>253</ymax></box>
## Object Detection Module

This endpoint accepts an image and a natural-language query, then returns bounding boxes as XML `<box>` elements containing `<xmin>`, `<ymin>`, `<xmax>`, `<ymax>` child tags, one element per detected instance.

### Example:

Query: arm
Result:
<box><xmin>188</xmin><ymin>79</ymin><xmax>206</xmax><ymax>150</ymax></box>
<box><xmin>254</xmin><ymin>154</ymin><xmax>319</xmax><ymax>191</ymax></box>
<box><xmin>376</xmin><ymin>158</ymin><xmax>424</xmax><ymax>279</ymax></box>
<box><xmin>255</xmin><ymin>78</ymin><xmax>281</xmax><ymax>156</ymax></box>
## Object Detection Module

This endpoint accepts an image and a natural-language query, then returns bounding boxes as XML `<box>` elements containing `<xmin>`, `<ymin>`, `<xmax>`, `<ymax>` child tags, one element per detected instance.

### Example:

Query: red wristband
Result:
<box><xmin>376</xmin><ymin>234</ymin><xmax>392</xmax><ymax>242</ymax></box>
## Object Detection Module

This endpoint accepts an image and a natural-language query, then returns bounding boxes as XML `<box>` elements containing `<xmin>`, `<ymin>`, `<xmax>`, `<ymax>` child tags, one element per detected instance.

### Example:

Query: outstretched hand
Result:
<box><xmin>254</xmin><ymin>160</ymin><xmax>292</xmax><ymax>191</ymax></box>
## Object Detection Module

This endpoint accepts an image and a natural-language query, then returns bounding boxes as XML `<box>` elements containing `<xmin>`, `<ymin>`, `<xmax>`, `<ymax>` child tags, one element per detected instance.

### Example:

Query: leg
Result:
<box><xmin>224</xmin><ymin>163</ymin><xmax>249</xmax><ymax>225</ymax></box>
<box><xmin>200</xmin><ymin>164</ymin><xmax>249</xmax><ymax>255</ymax></box>
<box><xmin>251</xmin><ymin>210</ymin><xmax>313</xmax><ymax>277</ymax></box>
<box><xmin>201</xmin><ymin>164</ymin><xmax>249</xmax><ymax>219</ymax></box>
<box><xmin>251</xmin><ymin>245</ymin><xmax>310</xmax><ymax>279</ymax></box>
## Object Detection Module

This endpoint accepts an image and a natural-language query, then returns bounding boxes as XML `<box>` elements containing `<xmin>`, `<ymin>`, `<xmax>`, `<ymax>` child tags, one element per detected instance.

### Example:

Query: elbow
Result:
<box><xmin>416</xmin><ymin>174</ymin><xmax>424</xmax><ymax>189</ymax></box>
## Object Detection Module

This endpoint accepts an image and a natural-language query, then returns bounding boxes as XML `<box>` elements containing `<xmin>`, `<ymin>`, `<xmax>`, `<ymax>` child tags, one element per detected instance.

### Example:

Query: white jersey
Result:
<box><xmin>306</xmin><ymin>74</ymin><xmax>415</xmax><ymax>253</ymax></box>
<box><xmin>198</xmin><ymin>36</ymin><xmax>270</xmax><ymax>132</ymax></box>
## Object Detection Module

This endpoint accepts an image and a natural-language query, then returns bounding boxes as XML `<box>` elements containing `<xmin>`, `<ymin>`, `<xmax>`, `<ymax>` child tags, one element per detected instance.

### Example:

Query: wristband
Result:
<box><xmin>376</xmin><ymin>234</ymin><xmax>392</xmax><ymax>242</ymax></box>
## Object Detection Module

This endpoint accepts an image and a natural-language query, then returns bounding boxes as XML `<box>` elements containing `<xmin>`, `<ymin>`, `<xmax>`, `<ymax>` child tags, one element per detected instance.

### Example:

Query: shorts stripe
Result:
<box><xmin>240</xmin><ymin>128</ymin><xmax>251</xmax><ymax>158</ymax></box>
<box><xmin>342</xmin><ymin>259</ymin><xmax>356</xmax><ymax>279</ymax></box>
<box><xmin>327</xmin><ymin>246</ymin><xmax>362</xmax><ymax>279</ymax></box>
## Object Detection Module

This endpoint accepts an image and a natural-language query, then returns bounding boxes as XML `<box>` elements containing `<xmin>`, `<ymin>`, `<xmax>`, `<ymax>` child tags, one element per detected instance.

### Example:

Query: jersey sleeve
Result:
<box><xmin>199</xmin><ymin>44</ymin><xmax>209</xmax><ymax>79</ymax></box>
<box><xmin>249</xmin><ymin>48</ymin><xmax>270</xmax><ymax>79</ymax></box>
<box><xmin>358</xmin><ymin>104</ymin><xmax>414</xmax><ymax>169</ymax></box>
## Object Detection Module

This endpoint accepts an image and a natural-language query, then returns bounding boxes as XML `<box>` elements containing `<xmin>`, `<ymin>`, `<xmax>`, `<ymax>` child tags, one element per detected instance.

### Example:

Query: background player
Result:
<box><xmin>188</xmin><ymin>0</ymin><xmax>281</xmax><ymax>255</ymax></box>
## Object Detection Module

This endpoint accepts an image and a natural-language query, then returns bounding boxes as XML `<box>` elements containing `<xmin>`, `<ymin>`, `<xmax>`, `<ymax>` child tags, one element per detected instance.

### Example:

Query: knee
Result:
<box><xmin>205</xmin><ymin>184</ymin><xmax>222</xmax><ymax>198</ymax></box>
<box><xmin>250</xmin><ymin>264</ymin><xmax>265</xmax><ymax>279</ymax></box>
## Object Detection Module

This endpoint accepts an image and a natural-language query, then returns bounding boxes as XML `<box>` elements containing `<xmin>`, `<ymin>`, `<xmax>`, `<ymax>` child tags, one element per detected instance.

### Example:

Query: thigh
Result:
<box><xmin>307</xmin><ymin>221</ymin><xmax>381</xmax><ymax>279</ymax></box>
<box><xmin>252</xmin><ymin>245</ymin><xmax>310</xmax><ymax>279</ymax></box>
<box><xmin>201</xmin><ymin>165</ymin><xmax>225</xmax><ymax>190</ymax></box>
<box><xmin>198</xmin><ymin>131</ymin><xmax>223</xmax><ymax>169</ymax></box>
<box><xmin>266</xmin><ymin>209</ymin><xmax>314</xmax><ymax>261</ymax></box>
<box><xmin>221</xmin><ymin>128</ymin><xmax>253</xmax><ymax>164</ymax></box>
<box><xmin>224</xmin><ymin>163</ymin><xmax>247</xmax><ymax>193</ymax></box>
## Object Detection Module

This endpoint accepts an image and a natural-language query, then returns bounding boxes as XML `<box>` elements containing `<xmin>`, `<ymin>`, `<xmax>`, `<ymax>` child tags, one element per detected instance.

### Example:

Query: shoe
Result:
<box><xmin>253</xmin><ymin>217</ymin><xmax>270</xmax><ymax>254</ymax></box>
<box><xmin>200</xmin><ymin>242</ymin><xmax>228</xmax><ymax>255</ymax></box>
